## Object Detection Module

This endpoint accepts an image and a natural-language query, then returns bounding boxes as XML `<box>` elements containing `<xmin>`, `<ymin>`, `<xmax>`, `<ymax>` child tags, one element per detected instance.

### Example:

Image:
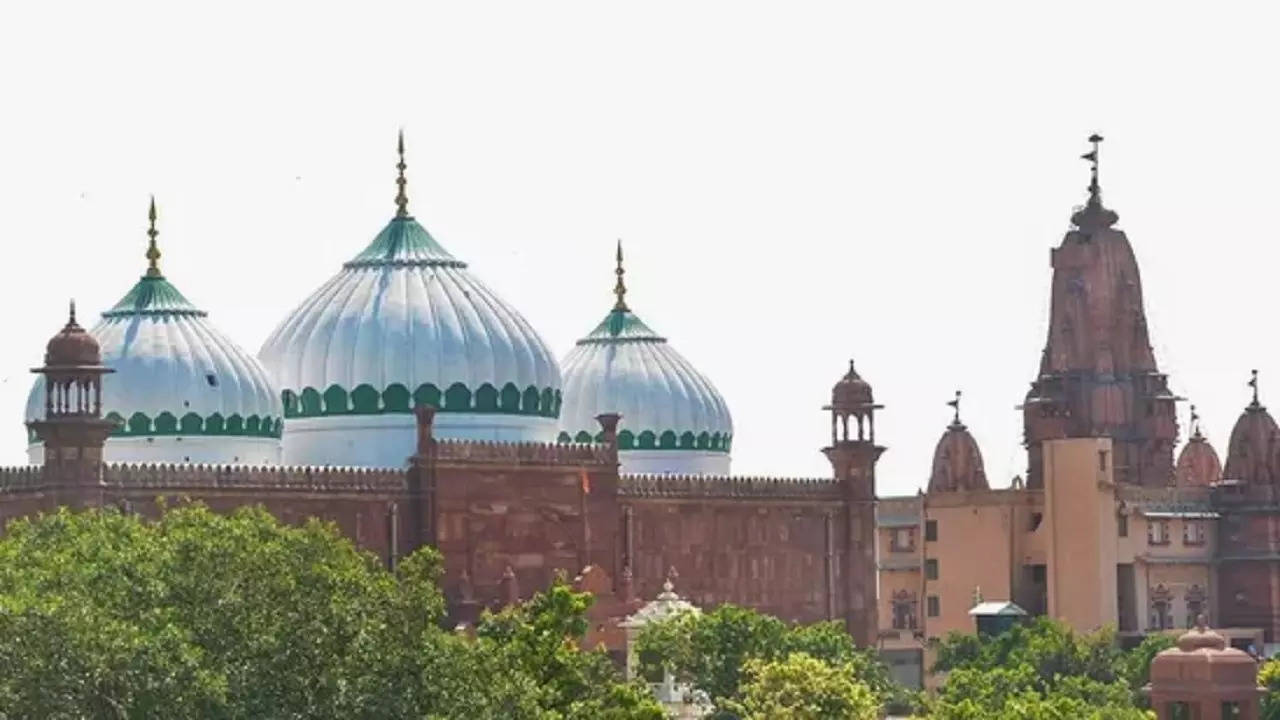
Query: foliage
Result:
<box><xmin>0</xmin><ymin>504</ymin><xmax>662</xmax><ymax>719</ymax></box>
<box><xmin>721</xmin><ymin>652</ymin><xmax>878</xmax><ymax>720</ymax></box>
<box><xmin>930</xmin><ymin>617</ymin><xmax>1167</xmax><ymax>720</ymax></box>
<box><xmin>1261</xmin><ymin>657</ymin><xmax>1280</xmax><ymax>720</ymax></box>
<box><xmin>636</xmin><ymin>604</ymin><xmax>891</xmax><ymax>718</ymax></box>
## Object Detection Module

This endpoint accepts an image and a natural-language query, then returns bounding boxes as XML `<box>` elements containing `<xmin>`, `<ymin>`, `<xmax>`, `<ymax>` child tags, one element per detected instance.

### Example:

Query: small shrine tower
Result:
<box><xmin>1146</xmin><ymin>617</ymin><xmax>1263</xmax><ymax>720</ymax></box>
<box><xmin>822</xmin><ymin>360</ymin><xmax>884</xmax><ymax>646</ymax></box>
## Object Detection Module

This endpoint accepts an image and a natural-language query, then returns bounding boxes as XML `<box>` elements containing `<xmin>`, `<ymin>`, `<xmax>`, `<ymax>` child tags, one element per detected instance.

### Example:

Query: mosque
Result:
<box><xmin>10</xmin><ymin>134</ymin><xmax>1280</xmax><ymax>679</ymax></box>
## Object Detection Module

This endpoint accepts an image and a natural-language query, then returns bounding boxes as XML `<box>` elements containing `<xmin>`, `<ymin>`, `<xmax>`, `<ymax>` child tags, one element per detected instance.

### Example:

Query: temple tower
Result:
<box><xmin>822</xmin><ymin>360</ymin><xmax>884</xmax><ymax>646</ymax></box>
<box><xmin>1023</xmin><ymin>136</ymin><xmax>1179</xmax><ymax>488</ymax></box>
<box><xmin>27</xmin><ymin>302</ymin><xmax>116</xmax><ymax>497</ymax></box>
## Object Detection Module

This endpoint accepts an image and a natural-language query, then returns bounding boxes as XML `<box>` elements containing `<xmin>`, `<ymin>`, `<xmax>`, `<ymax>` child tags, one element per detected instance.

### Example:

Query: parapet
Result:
<box><xmin>102</xmin><ymin>463</ymin><xmax>407</xmax><ymax>492</ymax></box>
<box><xmin>0</xmin><ymin>466</ymin><xmax>45</xmax><ymax>494</ymax></box>
<box><xmin>619</xmin><ymin>474</ymin><xmax>841</xmax><ymax>500</ymax></box>
<box><xmin>431</xmin><ymin>439</ymin><xmax>614</xmax><ymax>467</ymax></box>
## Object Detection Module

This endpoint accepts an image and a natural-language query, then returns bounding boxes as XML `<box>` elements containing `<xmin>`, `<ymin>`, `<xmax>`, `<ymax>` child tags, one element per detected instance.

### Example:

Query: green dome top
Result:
<box><xmin>102</xmin><ymin>275</ymin><xmax>206</xmax><ymax>318</ymax></box>
<box><xmin>578</xmin><ymin>309</ymin><xmax>667</xmax><ymax>344</ymax></box>
<box><xmin>344</xmin><ymin>216</ymin><xmax>466</xmax><ymax>269</ymax></box>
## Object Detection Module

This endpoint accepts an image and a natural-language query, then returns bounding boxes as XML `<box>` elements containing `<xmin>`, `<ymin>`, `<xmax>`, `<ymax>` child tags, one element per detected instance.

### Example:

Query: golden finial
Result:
<box><xmin>612</xmin><ymin>239</ymin><xmax>629</xmax><ymax>312</ymax></box>
<box><xmin>145</xmin><ymin>195</ymin><xmax>161</xmax><ymax>277</ymax></box>
<box><xmin>395</xmin><ymin>130</ymin><xmax>409</xmax><ymax>218</ymax></box>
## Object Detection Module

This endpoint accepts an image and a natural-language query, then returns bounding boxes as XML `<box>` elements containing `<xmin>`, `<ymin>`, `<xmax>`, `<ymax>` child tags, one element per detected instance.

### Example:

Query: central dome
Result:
<box><xmin>259</xmin><ymin>138</ymin><xmax>561</xmax><ymax>466</ymax></box>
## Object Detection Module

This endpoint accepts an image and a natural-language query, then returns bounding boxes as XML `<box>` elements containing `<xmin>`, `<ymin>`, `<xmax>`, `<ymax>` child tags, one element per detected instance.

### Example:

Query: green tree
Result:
<box><xmin>722</xmin><ymin>652</ymin><xmax>878</xmax><ymax>720</ymax></box>
<box><xmin>1260</xmin><ymin>657</ymin><xmax>1280</xmax><ymax>720</ymax></box>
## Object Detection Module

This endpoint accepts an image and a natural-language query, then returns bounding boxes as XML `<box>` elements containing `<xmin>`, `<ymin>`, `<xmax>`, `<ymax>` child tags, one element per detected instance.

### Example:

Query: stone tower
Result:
<box><xmin>1023</xmin><ymin>136</ymin><xmax>1179</xmax><ymax>488</ymax></box>
<box><xmin>27</xmin><ymin>302</ymin><xmax>116</xmax><ymax>499</ymax></box>
<box><xmin>822</xmin><ymin>360</ymin><xmax>884</xmax><ymax>646</ymax></box>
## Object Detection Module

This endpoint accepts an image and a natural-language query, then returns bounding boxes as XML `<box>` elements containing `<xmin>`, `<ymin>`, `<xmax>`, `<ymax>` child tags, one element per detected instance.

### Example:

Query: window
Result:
<box><xmin>891</xmin><ymin>590</ymin><xmax>917</xmax><ymax>630</ymax></box>
<box><xmin>1118</xmin><ymin>514</ymin><xmax>1128</xmax><ymax>537</ymax></box>
<box><xmin>1148</xmin><ymin>520</ymin><xmax>1170</xmax><ymax>546</ymax></box>
<box><xmin>925</xmin><ymin>559</ymin><xmax>939</xmax><ymax>581</ymax></box>
<box><xmin>927</xmin><ymin>596</ymin><xmax>940</xmax><ymax>617</ymax></box>
<box><xmin>890</xmin><ymin>527</ymin><xmax>915</xmax><ymax>553</ymax></box>
<box><xmin>1183</xmin><ymin>520</ymin><xmax>1205</xmax><ymax>546</ymax></box>
<box><xmin>1150</xmin><ymin>584</ymin><xmax>1173</xmax><ymax>630</ymax></box>
<box><xmin>925</xmin><ymin>520</ymin><xmax>937</xmax><ymax>542</ymax></box>
<box><xmin>1029</xmin><ymin>512</ymin><xmax>1043</xmax><ymax>532</ymax></box>
<box><xmin>1099</xmin><ymin>450</ymin><xmax>1108</xmax><ymax>471</ymax></box>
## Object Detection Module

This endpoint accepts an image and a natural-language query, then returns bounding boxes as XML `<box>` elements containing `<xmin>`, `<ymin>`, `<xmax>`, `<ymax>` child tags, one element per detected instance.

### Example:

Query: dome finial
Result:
<box><xmin>947</xmin><ymin>389</ymin><xmax>962</xmax><ymax>427</ymax></box>
<box><xmin>1249</xmin><ymin>369</ymin><xmax>1261</xmax><ymax>408</ymax></box>
<box><xmin>1084</xmin><ymin>133</ymin><xmax>1103</xmax><ymax>203</ymax></box>
<box><xmin>1189</xmin><ymin>403</ymin><xmax>1203</xmax><ymax>440</ymax></box>
<box><xmin>612</xmin><ymin>239</ymin><xmax>629</xmax><ymax>312</ymax></box>
<box><xmin>68</xmin><ymin>298</ymin><xmax>77</xmax><ymax>326</ymax></box>
<box><xmin>395</xmin><ymin>130</ymin><xmax>410</xmax><ymax>218</ymax></box>
<box><xmin>145</xmin><ymin>195</ymin><xmax>161</xmax><ymax>277</ymax></box>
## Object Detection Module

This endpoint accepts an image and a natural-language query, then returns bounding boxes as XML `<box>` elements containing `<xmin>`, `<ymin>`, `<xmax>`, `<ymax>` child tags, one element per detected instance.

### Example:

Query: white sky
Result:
<box><xmin>2</xmin><ymin>2</ymin><xmax>1278</xmax><ymax>497</ymax></box>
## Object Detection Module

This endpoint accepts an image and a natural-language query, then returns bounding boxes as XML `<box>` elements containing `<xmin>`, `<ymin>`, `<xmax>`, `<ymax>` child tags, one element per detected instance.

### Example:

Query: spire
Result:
<box><xmin>1070</xmin><ymin>133</ymin><xmax>1119</xmax><ymax>231</ymax></box>
<box><xmin>68</xmin><ymin>299</ymin><xmax>77</xmax><ymax>327</ymax></box>
<box><xmin>395</xmin><ymin>130</ymin><xmax>410</xmax><ymax>219</ymax></box>
<box><xmin>1189</xmin><ymin>403</ymin><xmax>1204</xmax><ymax>440</ymax></box>
<box><xmin>1249</xmin><ymin>369</ymin><xmax>1261</xmax><ymax>409</ymax></box>
<box><xmin>613</xmin><ymin>239</ymin><xmax>629</xmax><ymax>312</ymax></box>
<box><xmin>145</xmin><ymin>196</ymin><xmax>162</xmax><ymax>277</ymax></box>
<box><xmin>947</xmin><ymin>389</ymin><xmax>963</xmax><ymax>428</ymax></box>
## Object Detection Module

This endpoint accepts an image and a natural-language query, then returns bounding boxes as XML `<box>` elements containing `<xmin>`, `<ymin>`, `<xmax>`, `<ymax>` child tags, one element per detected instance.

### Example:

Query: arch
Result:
<box><xmin>724</xmin><ymin>434</ymin><xmax>733</xmax><ymax>451</ymax></box>
<box><xmin>245</xmin><ymin>415</ymin><xmax>261</xmax><ymax>434</ymax></box>
<box><xmin>105</xmin><ymin>412</ymin><xmax>126</xmax><ymax>435</ymax></box>
<box><xmin>697</xmin><ymin>431</ymin><xmax>710</xmax><ymax>450</ymax></box>
<box><xmin>281</xmin><ymin>390</ymin><xmax>299</xmax><ymax>418</ymax></box>
<box><xmin>574</xmin><ymin>430</ymin><xmax>593</xmax><ymax>443</ymax></box>
<box><xmin>323</xmin><ymin>385</ymin><xmax>349</xmax><ymax>415</ymax></box>
<box><xmin>180</xmin><ymin>412</ymin><xmax>203</xmax><ymax>434</ymax></box>
<box><xmin>540</xmin><ymin>388</ymin><xmax>555</xmax><ymax>417</ymax></box>
<box><xmin>522</xmin><ymin>386</ymin><xmax>541</xmax><ymax>415</ymax></box>
<box><xmin>710</xmin><ymin>432</ymin><xmax>722</xmax><ymax>450</ymax></box>
<box><xmin>128</xmin><ymin>412</ymin><xmax>151</xmax><ymax>435</ymax></box>
<box><xmin>413</xmin><ymin>383</ymin><xmax>441</xmax><ymax>410</ymax></box>
<box><xmin>553</xmin><ymin>390</ymin><xmax>563</xmax><ymax>417</ymax></box>
<box><xmin>226</xmin><ymin>414</ymin><xmax>244</xmax><ymax>434</ymax></box>
<box><xmin>351</xmin><ymin>384</ymin><xmax>380</xmax><ymax>414</ymax></box>
<box><xmin>557</xmin><ymin>431</ymin><xmax>572</xmax><ymax>444</ymax></box>
<box><xmin>659</xmin><ymin>430</ymin><xmax>677</xmax><ymax>449</ymax></box>
<box><xmin>679</xmin><ymin>431</ymin><xmax>696</xmax><ymax>449</ymax></box>
<box><xmin>382</xmin><ymin>383</ymin><xmax>411</xmax><ymax>413</ymax></box>
<box><xmin>205</xmin><ymin>413</ymin><xmax>224</xmax><ymax>434</ymax></box>
<box><xmin>618</xmin><ymin>430</ymin><xmax>635</xmax><ymax>450</ymax></box>
<box><xmin>154</xmin><ymin>412</ymin><xmax>177</xmax><ymax>434</ymax></box>
<box><xmin>500</xmin><ymin>383</ymin><xmax>521</xmax><ymax>413</ymax></box>
<box><xmin>638</xmin><ymin>430</ymin><xmax>657</xmax><ymax>449</ymax></box>
<box><xmin>475</xmin><ymin>383</ymin><xmax>499</xmax><ymax>412</ymax></box>
<box><xmin>444</xmin><ymin>383</ymin><xmax>472</xmax><ymax>411</ymax></box>
<box><xmin>300</xmin><ymin>388</ymin><xmax>322</xmax><ymax>417</ymax></box>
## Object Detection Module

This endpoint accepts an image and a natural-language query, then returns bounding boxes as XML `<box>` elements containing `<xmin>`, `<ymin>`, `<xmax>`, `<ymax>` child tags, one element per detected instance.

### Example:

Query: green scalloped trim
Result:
<box><xmin>26</xmin><ymin>412</ymin><xmax>283</xmax><ymax>442</ymax></box>
<box><xmin>556</xmin><ymin>428</ymin><xmax>732</xmax><ymax>453</ymax></box>
<box><xmin>281</xmin><ymin>382</ymin><xmax>562</xmax><ymax>420</ymax></box>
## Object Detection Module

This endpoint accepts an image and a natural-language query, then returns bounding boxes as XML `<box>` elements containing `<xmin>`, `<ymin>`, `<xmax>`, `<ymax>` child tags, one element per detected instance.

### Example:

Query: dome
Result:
<box><xmin>831</xmin><ymin>360</ymin><xmax>873</xmax><ymax>411</ymax></box>
<box><xmin>558</xmin><ymin>244</ymin><xmax>732</xmax><ymax>475</ymax></box>
<box><xmin>1175</xmin><ymin>414</ymin><xmax>1222</xmax><ymax>487</ymax></box>
<box><xmin>927</xmin><ymin>402</ymin><xmax>988</xmax><ymax>493</ymax></box>
<box><xmin>43</xmin><ymin>301</ymin><xmax>100</xmax><ymax>367</ymax></box>
<box><xmin>26</xmin><ymin>202</ymin><xmax>282</xmax><ymax>465</ymax></box>
<box><xmin>258</xmin><ymin>139</ymin><xmax>562</xmax><ymax>467</ymax></box>
<box><xmin>1222</xmin><ymin>376</ymin><xmax>1280</xmax><ymax>484</ymax></box>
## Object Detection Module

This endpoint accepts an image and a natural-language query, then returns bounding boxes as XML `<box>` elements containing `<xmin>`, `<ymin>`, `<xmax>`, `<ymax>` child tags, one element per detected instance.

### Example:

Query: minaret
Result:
<box><xmin>822</xmin><ymin>360</ymin><xmax>884</xmax><ymax>646</ymax></box>
<box><xmin>27</xmin><ymin>300</ymin><xmax>116</xmax><ymax>498</ymax></box>
<box><xmin>1023</xmin><ymin>136</ymin><xmax>1179</xmax><ymax>487</ymax></box>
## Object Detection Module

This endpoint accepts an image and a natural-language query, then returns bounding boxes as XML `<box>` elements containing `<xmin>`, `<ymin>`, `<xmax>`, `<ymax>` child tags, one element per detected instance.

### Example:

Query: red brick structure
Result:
<box><xmin>1146</xmin><ymin>618</ymin><xmax>1263</xmax><ymax>720</ymax></box>
<box><xmin>6</xmin><ymin>317</ymin><xmax>882</xmax><ymax>644</ymax></box>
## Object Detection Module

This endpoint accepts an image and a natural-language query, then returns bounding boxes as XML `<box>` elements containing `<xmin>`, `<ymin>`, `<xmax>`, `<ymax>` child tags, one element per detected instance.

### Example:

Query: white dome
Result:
<box><xmin>259</xmin><ymin>212</ymin><xmax>562</xmax><ymax>467</ymax></box>
<box><xmin>558</xmin><ymin>257</ymin><xmax>732</xmax><ymax>475</ymax></box>
<box><xmin>26</xmin><ymin>265</ymin><xmax>283</xmax><ymax>466</ymax></box>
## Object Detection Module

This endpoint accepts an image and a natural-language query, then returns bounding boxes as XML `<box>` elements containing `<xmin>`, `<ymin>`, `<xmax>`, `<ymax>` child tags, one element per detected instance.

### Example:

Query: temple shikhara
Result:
<box><xmin>8</xmin><ymin>134</ymin><xmax>1280</xmax><ymax>687</ymax></box>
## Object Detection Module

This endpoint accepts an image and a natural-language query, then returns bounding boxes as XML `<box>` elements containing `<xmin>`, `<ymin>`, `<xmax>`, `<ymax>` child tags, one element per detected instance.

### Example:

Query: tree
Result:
<box><xmin>1260</xmin><ymin>657</ymin><xmax>1280</xmax><ymax>720</ymax></box>
<box><xmin>722</xmin><ymin>652</ymin><xmax>878</xmax><ymax>720</ymax></box>
<box><xmin>0</xmin><ymin>504</ymin><xmax>662</xmax><ymax>719</ymax></box>
<box><xmin>636</xmin><ymin>604</ymin><xmax>893</xmax><ymax>718</ymax></box>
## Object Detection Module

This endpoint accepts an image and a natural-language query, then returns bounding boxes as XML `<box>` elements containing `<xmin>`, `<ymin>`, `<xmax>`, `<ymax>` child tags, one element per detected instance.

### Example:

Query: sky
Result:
<box><xmin>2</xmin><ymin>2</ymin><xmax>1279</xmax><ymax>497</ymax></box>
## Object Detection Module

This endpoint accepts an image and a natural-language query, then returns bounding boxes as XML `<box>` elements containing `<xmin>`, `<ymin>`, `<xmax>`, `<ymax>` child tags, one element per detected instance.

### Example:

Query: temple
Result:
<box><xmin>8</xmin><ymin>134</ymin><xmax>1280</xmax><ymax>686</ymax></box>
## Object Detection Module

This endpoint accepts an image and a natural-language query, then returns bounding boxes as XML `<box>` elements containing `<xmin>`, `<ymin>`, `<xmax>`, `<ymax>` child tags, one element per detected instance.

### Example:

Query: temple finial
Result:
<box><xmin>395</xmin><ymin>130</ymin><xmax>409</xmax><ymax>218</ymax></box>
<box><xmin>68</xmin><ymin>299</ymin><xmax>77</xmax><ymax>326</ymax></box>
<box><xmin>1071</xmin><ymin>133</ymin><xmax>1118</xmax><ymax>231</ymax></box>
<box><xmin>612</xmin><ymin>239</ymin><xmax>629</xmax><ymax>312</ymax></box>
<box><xmin>1189</xmin><ymin>403</ymin><xmax>1202</xmax><ymax>440</ymax></box>
<box><xmin>145</xmin><ymin>196</ymin><xmax>161</xmax><ymax>277</ymax></box>
<box><xmin>947</xmin><ymin>389</ymin><xmax>962</xmax><ymax>426</ymax></box>
<box><xmin>1250</xmin><ymin>369</ymin><xmax>1261</xmax><ymax>408</ymax></box>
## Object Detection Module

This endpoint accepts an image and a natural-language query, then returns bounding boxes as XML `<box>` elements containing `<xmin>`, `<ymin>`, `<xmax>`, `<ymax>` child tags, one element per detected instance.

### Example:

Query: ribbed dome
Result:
<box><xmin>1223</xmin><ymin>394</ymin><xmax>1280</xmax><ymax>485</ymax></box>
<box><xmin>259</xmin><ymin>153</ymin><xmax>561</xmax><ymax>467</ymax></box>
<box><xmin>25</xmin><ymin>209</ymin><xmax>282</xmax><ymax>466</ymax></box>
<box><xmin>43</xmin><ymin>302</ymin><xmax>101</xmax><ymax>367</ymax></box>
<box><xmin>557</xmin><ymin>246</ymin><xmax>732</xmax><ymax>476</ymax></box>
<box><xmin>927</xmin><ymin>416</ymin><xmax>988</xmax><ymax>493</ymax></box>
<box><xmin>1175</xmin><ymin>423</ymin><xmax>1222</xmax><ymax>487</ymax></box>
<box><xmin>831</xmin><ymin>360</ymin><xmax>874</xmax><ymax>411</ymax></box>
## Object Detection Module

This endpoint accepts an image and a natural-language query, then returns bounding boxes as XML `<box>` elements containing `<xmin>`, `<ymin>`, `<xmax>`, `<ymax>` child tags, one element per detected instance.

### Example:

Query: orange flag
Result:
<box><xmin>580</xmin><ymin>468</ymin><xmax>591</xmax><ymax>495</ymax></box>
